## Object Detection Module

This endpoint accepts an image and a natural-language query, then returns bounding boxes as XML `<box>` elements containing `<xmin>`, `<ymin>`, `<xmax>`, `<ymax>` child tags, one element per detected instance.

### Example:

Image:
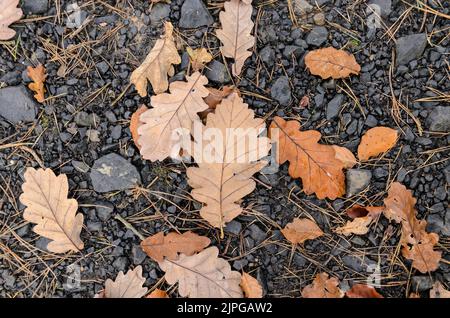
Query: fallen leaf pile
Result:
<box><xmin>0</xmin><ymin>0</ymin><xmax>22</xmax><ymax>40</ymax></box>
<box><xmin>27</xmin><ymin>64</ymin><xmax>47</xmax><ymax>103</ymax></box>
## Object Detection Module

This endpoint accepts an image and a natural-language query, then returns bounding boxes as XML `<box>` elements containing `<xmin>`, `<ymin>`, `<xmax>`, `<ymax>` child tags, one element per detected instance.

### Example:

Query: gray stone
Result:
<box><xmin>205</xmin><ymin>60</ymin><xmax>231</xmax><ymax>83</ymax></box>
<box><xmin>233</xmin><ymin>259</ymin><xmax>248</xmax><ymax>270</ymax></box>
<box><xmin>167</xmin><ymin>205</ymin><xmax>177</xmax><ymax>213</ymax></box>
<box><xmin>368</xmin><ymin>0</ymin><xmax>392</xmax><ymax>17</ymax></box>
<box><xmin>0</xmin><ymin>86</ymin><xmax>37</xmax><ymax>123</ymax></box>
<box><xmin>179</xmin><ymin>0</ymin><xmax>213</xmax><ymax>29</ymax></box>
<box><xmin>306</xmin><ymin>26</ymin><xmax>328</xmax><ymax>47</ymax></box>
<box><xmin>87</xmin><ymin>221</ymin><xmax>102</xmax><ymax>232</ymax></box>
<box><xmin>426</xmin><ymin>212</ymin><xmax>450</xmax><ymax>236</ymax></box>
<box><xmin>74</xmin><ymin>111</ymin><xmax>99</xmax><ymax>127</ymax></box>
<box><xmin>132</xmin><ymin>245</ymin><xmax>147</xmax><ymax>265</ymax></box>
<box><xmin>326</xmin><ymin>94</ymin><xmax>344</xmax><ymax>120</ymax></box>
<box><xmin>72</xmin><ymin>160</ymin><xmax>90</xmax><ymax>173</ymax></box>
<box><xmin>96</xmin><ymin>61</ymin><xmax>109</xmax><ymax>74</ymax></box>
<box><xmin>342</xmin><ymin>255</ymin><xmax>376</xmax><ymax>272</ymax></box>
<box><xmin>396</xmin><ymin>33</ymin><xmax>427</xmax><ymax>65</ymax></box>
<box><xmin>411</xmin><ymin>276</ymin><xmax>433</xmax><ymax>292</ymax></box>
<box><xmin>260</xmin><ymin>46</ymin><xmax>275</xmax><ymax>66</ymax></box>
<box><xmin>283</xmin><ymin>45</ymin><xmax>304</xmax><ymax>59</ymax></box>
<box><xmin>95</xmin><ymin>201</ymin><xmax>114</xmax><ymax>221</ymax></box>
<box><xmin>225</xmin><ymin>220</ymin><xmax>242</xmax><ymax>235</ymax></box>
<box><xmin>22</xmin><ymin>0</ymin><xmax>48</xmax><ymax>14</ymax></box>
<box><xmin>293</xmin><ymin>0</ymin><xmax>313</xmax><ymax>16</ymax></box>
<box><xmin>346</xmin><ymin>169</ymin><xmax>372</xmax><ymax>197</ymax></box>
<box><xmin>271</xmin><ymin>76</ymin><xmax>292</xmax><ymax>105</ymax></box>
<box><xmin>248</xmin><ymin>224</ymin><xmax>267</xmax><ymax>244</ymax></box>
<box><xmin>90</xmin><ymin>153</ymin><xmax>141</xmax><ymax>193</ymax></box>
<box><xmin>314</xmin><ymin>93</ymin><xmax>325</xmax><ymax>107</ymax></box>
<box><xmin>150</xmin><ymin>4</ymin><xmax>170</xmax><ymax>24</ymax></box>
<box><xmin>36</xmin><ymin>237</ymin><xmax>51</xmax><ymax>252</ymax></box>
<box><xmin>112</xmin><ymin>257</ymin><xmax>128</xmax><ymax>272</ymax></box>
<box><xmin>427</xmin><ymin>106</ymin><xmax>450</xmax><ymax>132</ymax></box>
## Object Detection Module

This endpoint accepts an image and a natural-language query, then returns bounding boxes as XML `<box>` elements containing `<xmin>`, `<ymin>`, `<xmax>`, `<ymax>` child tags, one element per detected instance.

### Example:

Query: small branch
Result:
<box><xmin>114</xmin><ymin>214</ymin><xmax>145</xmax><ymax>241</ymax></box>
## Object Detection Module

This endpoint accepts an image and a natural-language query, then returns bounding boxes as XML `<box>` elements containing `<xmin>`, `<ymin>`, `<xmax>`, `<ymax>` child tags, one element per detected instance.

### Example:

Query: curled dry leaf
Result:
<box><xmin>138</xmin><ymin>72</ymin><xmax>209</xmax><ymax>161</ymax></box>
<box><xmin>159</xmin><ymin>246</ymin><xmax>243</xmax><ymax>298</ymax></box>
<box><xmin>216</xmin><ymin>0</ymin><xmax>255</xmax><ymax>76</ymax></box>
<box><xmin>27</xmin><ymin>64</ymin><xmax>47</xmax><ymax>103</ymax></box>
<box><xmin>140</xmin><ymin>231</ymin><xmax>211</xmax><ymax>263</ymax></box>
<box><xmin>19</xmin><ymin>168</ymin><xmax>84</xmax><ymax>253</ymax></box>
<box><xmin>130</xmin><ymin>22</ymin><xmax>181</xmax><ymax>96</ymax></box>
<box><xmin>103</xmin><ymin>266</ymin><xmax>148</xmax><ymax>298</ymax></box>
<box><xmin>357</xmin><ymin>127</ymin><xmax>398</xmax><ymax>161</ymax></box>
<box><xmin>384</xmin><ymin>182</ymin><xmax>441</xmax><ymax>273</ymax></box>
<box><xmin>270</xmin><ymin>116</ymin><xmax>345</xmax><ymax>200</ymax></box>
<box><xmin>305</xmin><ymin>47</ymin><xmax>361</xmax><ymax>79</ymax></box>
<box><xmin>301</xmin><ymin>273</ymin><xmax>344</xmax><ymax>298</ymax></box>
<box><xmin>332</xmin><ymin>145</ymin><xmax>357</xmax><ymax>169</ymax></box>
<box><xmin>430</xmin><ymin>282</ymin><xmax>450</xmax><ymax>298</ymax></box>
<box><xmin>147</xmin><ymin>289</ymin><xmax>169</xmax><ymax>298</ymax></box>
<box><xmin>335</xmin><ymin>205</ymin><xmax>383</xmax><ymax>236</ymax></box>
<box><xmin>130</xmin><ymin>105</ymin><xmax>148</xmax><ymax>150</ymax></box>
<box><xmin>240</xmin><ymin>272</ymin><xmax>263</xmax><ymax>298</ymax></box>
<box><xmin>187</xmin><ymin>47</ymin><xmax>212</xmax><ymax>71</ymax></box>
<box><xmin>0</xmin><ymin>0</ymin><xmax>22</xmax><ymax>40</ymax></box>
<box><xmin>281</xmin><ymin>218</ymin><xmax>323</xmax><ymax>244</ymax></box>
<box><xmin>346</xmin><ymin>284</ymin><xmax>383</xmax><ymax>298</ymax></box>
<box><xmin>187</xmin><ymin>93</ymin><xmax>270</xmax><ymax>231</ymax></box>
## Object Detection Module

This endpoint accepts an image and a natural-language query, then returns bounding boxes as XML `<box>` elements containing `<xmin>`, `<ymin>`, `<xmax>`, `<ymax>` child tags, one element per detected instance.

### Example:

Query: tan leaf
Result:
<box><xmin>216</xmin><ymin>0</ymin><xmax>255</xmax><ymax>76</ymax></box>
<box><xmin>130</xmin><ymin>105</ymin><xmax>148</xmax><ymax>150</ymax></box>
<box><xmin>332</xmin><ymin>145</ymin><xmax>357</xmax><ymax>169</ymax></box>
<box><xmin>0</xmin><ymin>0</ymin><xmax>22</xmax><ymax>40</ymax></box>
<box><xmin>281</xmin><ymin>218</ymin><xmax>323</xmax><ymax>244</ymax></box>
<box><xmin>103</xmin><ymin>266</ymin><xmax>148</xmax><ymax>298</ymax></box>
<box><xmin>430</xmin><ymin>282</ymin><xmax>450</xmax><ymax>298</ymax></box>
<box><xmin>187</xmin><ymin>93</ymin><xmax>270</xmax><ymax>231</ymax></box>
<box><xmin>140</xmin><ymin>231</ymin><xmax>211</xmax><ymax>263</ymax></box>
<box><xmin>335</xmin><ymin>205</ymin><xmax>383</xmax><ymax>236</ymax></box>
<box><xmin>305</xmin><ymin>47</ymin><xmax>361</xmax><ymax>79</ymax></box>
<box><xmin>159</xmin><ymin>246</ymin><xmax>243</xmax><ymax>298</ymax></box>
<box><xmin>27</xmin><ymin>64</ymin><xmax>47</xmax><ymax>103</ymax></box>
<box><xmin>240</xmin><ymin>272</ymin><xmax>263</xmax><ymax>298</ymax></box>
<box><xmin>301</xmin><ymin>273</ymin><xmax>344</xmax><ymax>298</ymax></box>
<box><xmin>269</xmin><ymin>116</ymin><xmax>346</xmax><ymax>200</ymax></box>
<box><xmin>147</xmin><ymin>289</ymin><xmax>169</xmax><ymax>298</ymax></box>
<box><xmin>19</xmin><ymin>168</ymin><xmax>84</xmax><ymax>253</ymax></box>
<box><xmin>346</xmin><ymin>284</ymin><xmax>383</xmax><ymax>298</ymax></box>
<box><xmin>130</xmin><ymin>22</ymin><xmax>181</xmax><ymax>96</ymax></box>
<box><xmin>357</xmin><ymin>127</ymin><xmax>398</xmax><ymax>161</ymax></box>
<box><xmin>138</xmin><ymin>72</ymin><xmax>209</xmax><ymax>161</ymax></box>
<box><xmin>199</xmin><ymin>86</ymin><xmax>235</xmax><ymax>119</ymax></box>
<box><xmin>384</xmin><ymin>182</ymin><xmax>441</xmax><ymax>273</ymax></box>
<box><xmin>187</xmin><ymin>47</ymin><xmax>213</xmax><ymax>71</ymax></box>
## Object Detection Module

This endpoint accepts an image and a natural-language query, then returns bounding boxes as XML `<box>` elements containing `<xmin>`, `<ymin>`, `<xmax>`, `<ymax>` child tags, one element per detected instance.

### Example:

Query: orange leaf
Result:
<box><xmin>332</xmin><ymin>145</ymin><xmax>357</xmax><ymax>169</ymax></box>
<box><xmin>346</xmin><ymin>284</ymin><xmax>383</xmax><ymax>298</ymax></box>
<box><xmin>130</xmin><ymin>105</ymin><xmax>148</xmax><ymax>150</ymax></box>
<box><xmin>27</xmin><ymin>64</ymin><xmax>47</xmax><ymax>103</ymax></box>
<box><xmin>305</xmin><ymin>47</ymin><xmax>360</xmax><ymax>79</ymax></box>
<box><xmin>240</xmin><ymin>272</ymin><xmax>263</xmax><ymax>298</ymax></box>
<box><xmin>204</xmin><ymin>86</ymin><xmax>235</xmax><ymax>110</ymax></box>
<box><xmin>281</xmin><ymin>218</ymin><xmax>323</xmax><ymax>244</ymax></box>
<box><xmin>301</xmin><ymin>273</ymin><xmax>344</xmax><ymax>298</ymax></box>
<box><xmin>147</xmin><ymin>289</ymin><xmax>169</xmax><ymax>298</ymax></box>
<box><xmin>357</xmin><ymin>127</ymin><xmax>398</xmax><ymax>161</ymax></box>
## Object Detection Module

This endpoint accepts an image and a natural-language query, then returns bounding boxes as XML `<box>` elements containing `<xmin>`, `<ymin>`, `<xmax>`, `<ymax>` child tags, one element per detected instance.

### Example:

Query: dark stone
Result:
<box><xmin>271</xmin><ymin>76</ymin><xmax>291</xmax><ymax>105</ymax></box>
<box><xmin>326</xmin><ymin>94</ymin><xmax>344</xmax><ymax>120</ymax></box>
<box><xmin>396</xmin><ymin>33</ymin><xmax>427</xmax><ymax>65</ymax></box>
<box><xmin>132</xmin><ymin>245</ymin><xmax>147</xmax><ymax>265</ymax></box>
<box><xmin>205</xmin><ymin>60</ymin><xmax>231</xmax><ymax>83</ymax></box>
<box><xmin>225</xmin><ymin>221</ymin><xmax>242</xmax><ymax>235</ymax></box>
<box><xmin>306</xmin><ymin>27</ymin><xmax>328</xmax><ymax>47</ymax></box>
<box><xmin>95</xmin><ymin>201</ymin><xmax>114</xmax><ymax>221</ymax></box>
<box><xmin>22</xmin><ymin>0</ymin><xmax>48</xmax><ymax>14</ymax></box>
<box><xmin>427</xmin><ymin>106</ymin><xmax>450</xmax><ymax>132</ymax></box>
<box><xmin>179</xmin><ymin>0</ymin><xmax>213</xmax><ymax>28</ymax></box>
<box><xmin>0</xmin><ymin>86</ymin><xmax>37</xmax><ymax>123</ymax></box>
<box><xmin>346</xmin><ymin>169</ymin><xmax>372</xmax><ymax>197</ymax></box>
<box><xmin>150</xmin><ymin>4</ymin><xmax>170</xmax><ymax>24</ymax></box>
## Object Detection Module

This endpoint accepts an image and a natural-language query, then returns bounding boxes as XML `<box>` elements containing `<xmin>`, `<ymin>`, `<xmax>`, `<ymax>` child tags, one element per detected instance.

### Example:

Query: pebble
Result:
<box><xmin>396</xmin><ymin>33</ymin><xmax>427</xmax><ymax>65</ymax></box>
<box><xmin>427</xmin><ymin>106</ymin><xmax>450</xmax><ymax>132</ymax></box>
<box><xmin>248</xmin><ymin>224</ymin><xmax>267</xmax><ymax>244</ymax></box>
<box><xmin>326</xmin><ymin>94</ymin><xmax>344</xmax><ymax>120</ymax></box>
<box><xmin>150</xmin><ymin>4</ymin><xmax>170</xmax><ymax>24</ymax></box>
<box><xmin>225</xmin><ymin>221</ymin><xmax>242</xmax><ymax>235</ymax></box>
<box><xmin>260</xmin><ymin>46</ymin><xmax>275</xmax><ymax>66</ymax></box>
<box><xmin>346</xmin><ymin>169</ymin><xmax>372</xmax><ymax>197</ymax></box>
<box><xmin>74</xmin><ymin>111</ymin><xmax>99</xmax><ymax>127</ymax></box>
<box><xmin>0</xmin><ymin>86</ymin><xmax>37</xmax><ymax>123</ymax></box>
<box><xmin>205</xmin><ymin>60</ymin><xmax>231</xmax><ymax>83</ymax></box>
<box><xmin>112</xmin><ymin>257</ymin><xmax>128</xmax><ymax>272</ymax></box>
<box><xmin>293</xmin><ymin>0</ymin><xmax>313</xmax><ymax>16</ymax></box>
<box><xmin>95</xmin><ymin>201</ymin><xmax>114</xmax><ymax>221</ymax></box>
<box><xmin>179</xmin><ymin>0</ymin><xmax>213</xmax><ymax>28</ymax></box>
<box><xmin>131</xmin><ymin>245</ymin><xmax>147</xmax><ymax>265</ymax></box>
<box><xmin>72</xmin><ymin>160</ymin><xmax>90</xmax><ymax>173</ymax></box>
<box><xmin>306</xmin><ymin>26</ymin><xmax>328</xmax><ymax>47</ymax></box>
<box><xmin>271</xmin><ymin>76</ymin><xmax>292</xmax><ymax>105</ymax></box>
<box><xmin>22</xmin><ymin>0</ymin><xmax>48</xmax><ymax>14</ymax></box>
<box><xmin>313</xmin><ymin>13</ymin><xmax>325</xmax><ymax>26</ymax></box>
<box><xmin>368</xmin><ymin>0</ymin><xmax>392</xmax><ymax>17</ymax></box>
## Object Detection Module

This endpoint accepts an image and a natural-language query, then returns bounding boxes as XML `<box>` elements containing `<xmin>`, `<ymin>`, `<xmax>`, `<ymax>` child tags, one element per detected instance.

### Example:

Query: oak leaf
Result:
<box><xmin>27</xmin><ymin>64</ymin><xmax>47</xmax><ymax>103</ymax></box>
<box><xmin>216</xmin><ymin>0</ymin><xmax>255</xmax><ymax>76</ymax></box>
<box><xmin>130</xmin><ymin>105</ymin><xmax>148</xmax><ymax>150</ymax></box>
<box><xmin>199</xmin><ymin>86</ymin><xmax>235</xmax><ymax>119</ymax></box>
<box><xmin>187</xmin><ymin>93</ymin><xmax>270</xmax><ymax>230</ymax></box>
<box><xmin>270</xmin><ymin>116</ymin><xmax>346</xmax><ymax>200</ymax></box>
<box><xmin>130</xmin><ymin>22</ymin><xmax>181</xmax><ymax>96</ymax></box>
<box><xmin>346</xmin><ymin>284</ymin><xmax>383</xmax><ymax>298</ymax></box>
<box><xmin>301</xmin><ymin>273</ymin><xmax>344</xmax><ymax>298</ymax></box>
<box><xmin>335</xmin><ymin>205</ymin><xmax>383</xmax><ymax>236</ymax></box>
<box><xmin>138</xmin><ymin>72</ymin><xmax>210</xmax><ymax>161</ymax></box>
<box><xmin>19</xmin><ymin>168</ymin><xmax>84</xmax><ymax>253</ymax></box>
<box><xmin>187</xmin><ymin>47</ymin><xmax>212</xmax><ymax>71</ymax></box>
<box><xmin>102</xmin><ymin>266</ymin><xmax>148</xmax><ymax>298</ymax></box>
<box><xmin>332</xmin><ymin>145</ymin><xmax>357</xmax><ymax>169</ymax></box>
<box><xmin>305</xmin><ymin>47</ymin><xmax>361</xmax><ymax>79</ymax></box>
<box><xmin>281</xmin><ymin>218</ymin><xmax>323</xmax><ymax>244</ymax></box>
<box><xmin>147</xmin><ymin>289</ymin><xmax>169</xmax><ymax>298</ymax></box>
<box><xmin>357</xmin><ymin>127</ymin><xmax>398</xmax><ymax>161</ymax></box>
<box><xmin>159</xmin><ymin>246</ymin><xmax>243</xmax><ymax>298</ymax></box>
<box><xmin>140</xmin><ymin>231</ymin><xmax>211</xmax><ymax>263</ymax></box>
<box><xmin>0</xmin><ymin>0</ymin><xmax>22</xmax><ymax>40</ymax></box>
<box><xmin>240</xmin><ymin>272</ymin><xmax>263</xmax><ymax>298</ymax></box>
<box><xmin>430</xmin><ymin>282</ymin><xmax>450</xmax><ymax>298</ymax></box>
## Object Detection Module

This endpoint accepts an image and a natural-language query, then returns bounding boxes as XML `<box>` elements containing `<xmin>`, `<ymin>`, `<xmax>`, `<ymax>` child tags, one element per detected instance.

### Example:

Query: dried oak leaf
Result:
<box><xmin>332</xmin><ymin>145</ymin><xmax>357</xmax><ymax>169</ymax></box>
<box><xmin>130</xmin><ymin>22</ymin><xmax>181</xmax><ymax>96</ymax></box>
<box><xmin>138</xmin><ymin>72</ymin><xmax>209</xmax><ymax>161</ymax></box>
<box><xmin>430</xmin><ymin>282</ymin><xmax>450</xmax><ymax>298</ymax></box>
<box><xmin>159</xmin><ymin>246</ymin><xmax>243</xmax><ymax>298</ymax></box>
<box><xmin>216</xmin><ymin>0</ymin><xmax>255</xmax><ymax>76</ymax></box>
<box><xmin>305</xmin><ymin>47</ymin><xmax>361</xmax><ymax>79</ymax></box>
<box><xmin>384</xmin><ymin>182</ymin><xmax>441</xmax><ymax>273</ymax></box>
<box><xmin>0</xmin><ymin>0</ymin><xmax>22</xmax><ymax>40</ymax></box>
<box><xmin>335</xmin><ymin>205</ymin><xmax>383</xmax><ymax>236</ymax></box>
<box><xmin>27</xmin><ymin>64</ymin><xmax>47</xmax><ymax>103</ymax></box>
<box><xmin>301</xmin><ymin>273</ymin><xmax>344</xmax><ymax>298</ymax></box>
<box><xmin>102</xmin><ymin>266</ymin><xmax>148</xmax><ymax>298</ymax></box>
<box><xmin>240</xmin><ymin>272</ymin><xmax>263</xmax><ymax>298</ymax></box>
<box><xmin>147</xmin><ymin>289</ymin><xmax>169</xmax><ymax>298</ymax></box>
<box><xmin>357</xmin><ymin>127</ymin><xmax>398</xmax><ymax>161</ymax></box>
<box><xmin>199</xmin><ymin>86</ymin><xmax>235</xmax><ymax>119</ymax></box>
<box><xmin>130</xmin><ymin>105</ymin><xmax>148</xmax><ymax>150</ymax></box>
<box><xmin>140</xmin><ymin>231</ymin><xmax>211</xmax><ymax>263</ymax></box>
<box><xmin>187</xmin><ymin>92</ymin><xmax>270</xmax><ymax>230</ymax></box>
<box><xmin>281</xmin><ymin>218</ymin><xmax>323</xmax><ymax>244</ymax></box>
<box><xmin>19</xmin><ymin>168</ymin><xmax>84</xmax><ymax>253</ymax></box>
<box><xmin>270</xmin><ymin>116</ymin><xmax>345</xmax><ymax>200</ymax></box>
<box><xmin>346</xmin><ymin>284</ymin><xmax>383</xmax><ymax>298</ymax></box>
<box><xmin>187</xmin><ymin>47</ymin><xmax>212</xmax><ymax>71</ymax></box>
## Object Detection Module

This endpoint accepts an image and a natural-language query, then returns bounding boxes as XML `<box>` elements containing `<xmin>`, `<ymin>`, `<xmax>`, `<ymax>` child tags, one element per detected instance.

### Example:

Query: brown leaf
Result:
<box><xmin>130</xmin><ymin>105</ymin><xmax>148</xmax><ymax>150</ymax></box>
<box><xmin>187</xmin><ymin>93</ymin><xmax>270</xmax><ymax>230</ymax></box>
<box><xmin>103</xmin><ymin>266</ymin><xmax>148</xmax><ymax>298</ymax></box>
<box><xmin>430</xmin><ymin>282</ymin><xmax>450</xmax><ymax>298</ymax></box>
<box><xmin>299</xmin><ymin>95</ymin><xmax>310</xmax><ymax>109</ymax></box>
<box><xmin>305</xmin><ymin>47</ymin><xmax>361</xmax><ymax>79</ymax></box>
<box><xmin>187</xmin><ymin>47</ymin><xmax>212</xmax><ymax>71</ymax></box>
<box><xmin>199</xmin><ymin>86</ymin><xmax>235</xmax><ymax>119</ymax></box>
<box><xmin>357</xmin><ymin>127</ymin><xmax>398</xmax><ymax>161</ymax></box>
<box><xmin>301</xmin><ymin>273</ymin><xmax>344</xmax><ymax>298</ymax></box>
<box><xmin>130</xmin><ymin>22</ymin><xmax>181</xmax><ymax>96</ymax></box>
<box><xmin>335</xmin><ymin>205</ymin><xmax>383</xmax><ymax>236</ymax></box>
<box><xmin>147</xmin><ymin>289</ymin><xmax>169</xmax><ymax>298</ymax></box>
<box><xmin>216</xmin><ymin>0</ymin><xmax>255</xmax><ymax>76</ymax></box>
<box><xmin>159</xmin><ymin>246</ymin><xmax>243</xmax><ymax>298</ymax></box>
<box><xmin>270</xmin><ymin>116</ymin><xmax>346</xmax><ymax>200</ymax></box>
<box><xmin>138</xmin><ymin>72</ymin><xmax>209</xmax><ymax>161</ymax></box>
<box><xmin>332</xmin><ymin>145</ymin><xmax>357</xmax><ymax>169</ymax></box>
<box><xmin>19</xmin><ymin>168</ymin><xmax>84</xmax><ymax>253</ymax></box>
<box><xmin>384</xmin><ymin>182</ymin><xmax>441</xmax><ymax>273</ymax></box>
<box><xmin>409</xmin><ymin>292</ymin><xmax>420</xmax><ymax>298</ymax></box>
<box><xmin>346</xmin><ymin>284</ymin><xmax>383</xmax><ymax>298</ymax></box>
<box><xmin>240</xmin><ymin>272</ymin><xmax>263</xmax><ymax>298</ymax></box>
<box><xmin>0</xmin><ymin>0</ymin><xmax>22</xmax><ymax>40</ymax></box>
<box><xmin>281</xmin><ymin>218</ymin><xmax>323</xmax><ymax>244</ymax></box>
<box><xmin>27</xmin><ymin>64</ymin><xmax>47</xmax><ymax>103</ymax></box>
<box><xmin>140</xmin><ymin>231</ymin><xmax>211</xmax><ymax>263</ymax></box>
